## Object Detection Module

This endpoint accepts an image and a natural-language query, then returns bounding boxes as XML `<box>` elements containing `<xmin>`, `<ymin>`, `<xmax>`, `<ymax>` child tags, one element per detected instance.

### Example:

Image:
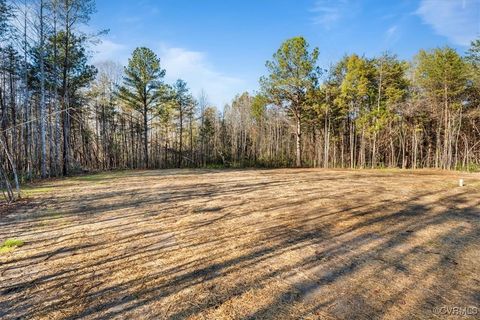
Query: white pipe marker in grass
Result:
<box><xmin>459</xmin><ymin>179</ymin><xmax>464</xmax><ymax>187</ymax></box>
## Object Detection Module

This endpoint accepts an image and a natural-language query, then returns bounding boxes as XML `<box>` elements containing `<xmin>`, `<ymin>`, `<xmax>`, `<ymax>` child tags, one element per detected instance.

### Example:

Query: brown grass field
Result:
<box><xmin>0</xmin><ymin>169</ymin><xmax>479</xmax><ymax>319</ymax></box>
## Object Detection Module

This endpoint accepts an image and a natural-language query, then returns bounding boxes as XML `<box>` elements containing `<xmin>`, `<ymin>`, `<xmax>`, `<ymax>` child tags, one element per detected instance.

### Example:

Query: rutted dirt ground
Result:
<box><xmin>0</xmin><ymin>169</ymin><xmax>479</xmax><ymax>319</ymax></box>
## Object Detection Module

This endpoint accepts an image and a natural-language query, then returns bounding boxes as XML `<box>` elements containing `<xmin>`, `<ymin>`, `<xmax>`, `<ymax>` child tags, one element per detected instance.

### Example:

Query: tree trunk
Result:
<box><xmin>53</xmin><ymin>0</ymin><xmax>60</xmax><ymax>176</ymax></box>
<box><xmin>295</xmin><ymin>114</ymin><xmax>302</xmax><ymax>167</ymax></box>
<box><xmin>39</xmin><ymin>0</ymin><xmax>47</xmax><ymax>178</ymax></box>
<box><xmin>23</xmin><ymin>1</ymin><xmax>32</xmax><ymax>180</ymax></box>
<box><xmin>323</xmin><ymin>108</ymin><xmax>329</xmax><ymax>168</ymax></box>
<box><xmin>143</xmin><ymin>106</ymin><xmax>149</xmax><ymax>168</ymax></box>
<box><xmin>178</xmin><ymin>109</ymin><xmax>183</xmax><ymax>167</ymax></box>
<box><xmin>62</xmin><ymin>2</ymin><xmax>71</xmax><ymax>176</ymax></box>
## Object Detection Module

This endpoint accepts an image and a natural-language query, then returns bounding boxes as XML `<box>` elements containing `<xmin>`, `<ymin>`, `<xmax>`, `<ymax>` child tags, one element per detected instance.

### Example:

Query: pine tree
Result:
<box><xmin>117</xmin><ymin>47</ymin><xmax>165</xmax><ymax>168</ymax></box>
<box><xmin>260</xmin><ymin>37</ymin><xmax>321</xmax><ymax>167</ymax></box>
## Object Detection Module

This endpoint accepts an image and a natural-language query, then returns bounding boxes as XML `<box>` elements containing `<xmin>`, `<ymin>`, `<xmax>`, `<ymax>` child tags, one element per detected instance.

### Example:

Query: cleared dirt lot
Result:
<box><xmin>0</xmin><ymin>169</ymin><xmax>479</xmax><ymax>319</ymax></box>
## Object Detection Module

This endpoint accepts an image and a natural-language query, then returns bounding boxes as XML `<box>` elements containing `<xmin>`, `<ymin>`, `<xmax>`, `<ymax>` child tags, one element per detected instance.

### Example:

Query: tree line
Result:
<box><xmin>0</xmin><ymin>0</ymin><xmax>479</xmax><ymax>201</ymax></box>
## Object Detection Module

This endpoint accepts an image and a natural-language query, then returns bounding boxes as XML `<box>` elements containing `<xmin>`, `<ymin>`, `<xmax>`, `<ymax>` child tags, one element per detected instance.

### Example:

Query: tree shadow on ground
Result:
<box><xmin>0</xmin><ymin>169</ymin><xmax>478</xmax><ymax>319</ymax></box>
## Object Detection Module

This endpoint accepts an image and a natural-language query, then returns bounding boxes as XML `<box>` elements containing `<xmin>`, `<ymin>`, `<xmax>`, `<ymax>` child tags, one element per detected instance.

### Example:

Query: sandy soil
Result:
<box><xmin>0</xmin><ymin>168</ymin><xmax>479</xmax><ymax>319</ymax></box>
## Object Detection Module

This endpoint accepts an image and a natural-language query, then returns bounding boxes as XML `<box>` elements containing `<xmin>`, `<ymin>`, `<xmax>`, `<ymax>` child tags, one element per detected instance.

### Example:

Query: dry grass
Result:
<box><xmin>0</xmin><ymin>168</ymin><xmax>479</xmax><ymax>319</ymax></box>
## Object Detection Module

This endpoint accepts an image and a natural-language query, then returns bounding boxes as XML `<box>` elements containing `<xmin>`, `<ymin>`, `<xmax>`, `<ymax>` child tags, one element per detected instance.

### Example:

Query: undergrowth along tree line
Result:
<box><xmin>0</xmin><ymin>0</ymin><xmax>479</xmax><ymax>200</ymax></box>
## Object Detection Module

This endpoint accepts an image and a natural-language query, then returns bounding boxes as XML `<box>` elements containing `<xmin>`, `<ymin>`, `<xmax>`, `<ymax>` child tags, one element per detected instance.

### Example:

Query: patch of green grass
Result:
<box><xmin>51</xmin><ymin>212</ymin><xmax>64</xmax><ymax>219</ymax></box>
<box><xmin>75</xmin><ymin>173</ymin><xmax>110</xmax><ymax>182</ymax></box>
<box><xmin>74</xmin><ymin>170</ymin><xmax>130</xmax><ymax>182</ymax></box>
<box><xmin>0</xmin><ymin>238</ymin><xmax>24</xmax><ymax>254</ymax></box>
<box><xmin>464</xmin><ymin>163</ymin><xmax>480</xmax><ymax>173</ymax></box>
<box><xmin>205</xmin><ymin>164</ymin><xmax>228</xmax><ymax>169</ymax></box>
<box><xmin>22</xmin><ymin>186</ymin><xmax>54</xmax><ymax>196</ymax></box>
<box><xmin>37</xmin><ymin>211</ymin><xmax>65</xmax><ymax>226</ymax></box>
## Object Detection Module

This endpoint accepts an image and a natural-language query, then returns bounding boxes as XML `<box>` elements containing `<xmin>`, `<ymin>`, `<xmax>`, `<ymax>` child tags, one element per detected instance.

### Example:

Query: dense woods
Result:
<box><xmin>0</xmin><ymin>0</ymin><xmax>479</xmax><ymax>201</ymax></box>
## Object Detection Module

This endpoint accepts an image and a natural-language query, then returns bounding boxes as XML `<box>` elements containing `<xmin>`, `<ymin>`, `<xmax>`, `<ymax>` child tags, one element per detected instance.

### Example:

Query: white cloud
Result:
<box><xmin>91</xmin><ymin>40</ymin><xmax>246</xmax><ymax>108</ymax></box>
<box><xmin>416</xmin><ymin>0</ymin><xmax>479</xmax><ymax>46</ymax></box>
<box><xmin>92</xmin><ymin>39</ymin><xmax>129</xmax><ymax>63</ymax></box>
<box><xmin>310</xmin><ymin>0</ymin><xmax>352</xmax><ymax>29</ymax></box>
<box><xmin>386</xmin><ymin>25</ymin><xmax>398</xmax><ymax>38</ymax></box>
<box><xmin>385</xmin><ymin>25</ymin><xmax>400</xmax><ymax>45</ymax></box>
<box><xmin>158</xmin><ymin>44</ymin><xmax>246</xmax><ymax>108</ymax></box>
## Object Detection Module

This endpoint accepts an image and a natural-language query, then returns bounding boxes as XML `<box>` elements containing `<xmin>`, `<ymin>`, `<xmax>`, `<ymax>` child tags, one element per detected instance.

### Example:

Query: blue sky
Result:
<box><xmin>90</xmin><ymin>0</ymin><xmax>480</xmax><ymax>107</ymax></box>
